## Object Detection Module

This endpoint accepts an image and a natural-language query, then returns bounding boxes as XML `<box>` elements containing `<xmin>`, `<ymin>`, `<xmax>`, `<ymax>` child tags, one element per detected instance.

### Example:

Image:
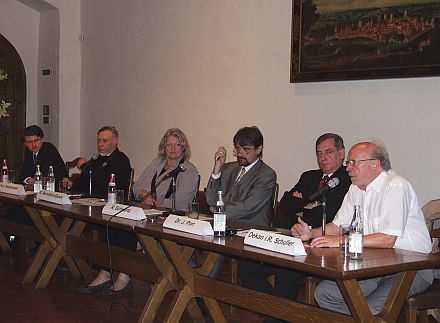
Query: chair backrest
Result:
<box><xmin>422</xmin><ymin>199</ymin><xmax>440</xmax><ymax>253</ymax></box>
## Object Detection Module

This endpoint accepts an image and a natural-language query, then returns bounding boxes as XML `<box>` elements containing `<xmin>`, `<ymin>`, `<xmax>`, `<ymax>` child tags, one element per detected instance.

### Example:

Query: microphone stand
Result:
<box><xmin>89</xmin><ymin>170</ymin><xmax>92</xmax><ymax>196</ymax></box>
<box><xmin>171</xmin><ymin>175</ymin><xmax>177</xmax><ymax>213</ymax></box>
<box><xmin>321</xmin><ymin>193</ymin><xmax>327</xmax><ymax>236</ymax></box>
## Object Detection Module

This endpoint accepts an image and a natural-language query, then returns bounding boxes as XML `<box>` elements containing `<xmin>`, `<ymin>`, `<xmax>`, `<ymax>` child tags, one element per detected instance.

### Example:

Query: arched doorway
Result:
<box><xmin>0</xmin><ymin>33</ymin><xmax>26</xmax><ymax>176</ymax></box>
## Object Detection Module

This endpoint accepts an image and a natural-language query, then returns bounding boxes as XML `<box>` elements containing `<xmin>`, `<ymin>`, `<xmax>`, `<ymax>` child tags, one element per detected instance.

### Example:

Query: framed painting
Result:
<box><xmin>290</xmin><ymin>0</ymin><xmax>440</xmax><ymax>82</ymax></box>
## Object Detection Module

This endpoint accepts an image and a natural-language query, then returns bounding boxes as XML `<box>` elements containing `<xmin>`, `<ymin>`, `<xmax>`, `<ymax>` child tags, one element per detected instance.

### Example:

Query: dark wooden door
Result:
<box><xmin>0</xmin><ymin>33</ymin><xmax>26</xmax><ymax>174</ymax></box>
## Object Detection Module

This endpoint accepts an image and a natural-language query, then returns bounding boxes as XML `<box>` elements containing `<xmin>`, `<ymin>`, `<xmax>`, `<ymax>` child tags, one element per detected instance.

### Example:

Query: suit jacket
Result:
<box><xmin>132</xmin><ymin>157</ymin><xmax>199</xmax><ymax>212</ymax></box>
<box><xmin>19</xmin><ymin>142</ymin><xmax>68</xmax><ymax>183</ymax></box>
<box><xmin>206</xmin><ymin>159</ymin><xmax>277</xmax><ymax>226</ymax></box>
<box><xmin>279</xmin><ymin>165</ymin><xmax>351</xmax><ymax>228</ymax></box>
<box><xmin>72</xmin><ymin>148</ymin><xmax>131</xmax><ymax>199</ymax></box>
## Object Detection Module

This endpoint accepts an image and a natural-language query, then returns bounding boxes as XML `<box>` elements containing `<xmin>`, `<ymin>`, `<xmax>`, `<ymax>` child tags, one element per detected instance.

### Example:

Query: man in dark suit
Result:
<box><xmin>19</xmin><ymin>125</ymin><xmax>68</xmax><ymax>184</ymax></box>
<box><xmin>279</xmin><ymin>133</ymin><xmax>351</xmax><ymax>229</ymax></box>
<box><xmin>205</xmin><ymin>126</ymin><xmax>276</xmax><ymax>226</ymax></box>
<box><xmin>71</xmin><ymin>126</ymin><xmax>131</xmax><ymax>198</ymax></box>
<box><xmin>239</xmin><ymin>133</ymin><xmax>351</xmax><ymax>323</ymax></box>
<box><xmin>3</xmin><ymin>125</ymin><xmax>69</xmax><ymax>246</ymax></box>
<box><xmin>74</xmin><ymin>126</ymin><xmax>133</xmax><ymax>295</ymax></box>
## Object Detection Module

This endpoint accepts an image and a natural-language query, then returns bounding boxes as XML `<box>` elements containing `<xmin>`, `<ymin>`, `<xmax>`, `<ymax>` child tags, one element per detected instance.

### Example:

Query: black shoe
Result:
<box><xmin>76</xmin><ymin>280</ymin><xmax>112</xmax><ymax>294</ymax></box>
<box><xmin>102</xmin><ymin>279</ymin><xmax>133</xmax><ymax>296</ymax></box>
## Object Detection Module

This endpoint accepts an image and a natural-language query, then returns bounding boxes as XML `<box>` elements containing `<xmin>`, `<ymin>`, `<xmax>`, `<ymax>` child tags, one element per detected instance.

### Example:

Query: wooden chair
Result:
<box><xmin>406</xmin><ymin>199</ymin><xmax>440</xmax><ymax>323</ymax></box>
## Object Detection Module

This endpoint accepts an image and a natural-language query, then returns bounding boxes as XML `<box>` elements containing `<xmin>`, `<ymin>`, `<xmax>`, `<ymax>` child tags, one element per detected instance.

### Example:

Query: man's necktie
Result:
<box><xmin>33</xmin><ymin>153</ymin><xmax>38</xmax><ymax>165</ymax></box>
<box><xmin>235</xmin><ymin>167</ymin><xmax>246</xmax><ymax>184</ymax></box>
<box><xmin>318</xmin><ymin>175</ymin><xmax>329</xmax><ymax>190</ymax></box>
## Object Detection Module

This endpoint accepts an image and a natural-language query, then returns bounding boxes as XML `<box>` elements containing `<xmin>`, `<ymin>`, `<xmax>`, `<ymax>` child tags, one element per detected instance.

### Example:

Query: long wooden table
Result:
<box><xmin>134</xmin><ymin>220</ymin><xmax>440</xmax><ymax>323</ymax></box>
<box><xmin>2</xmin><ymin>191</ymin><xmax>440</xmax><ymax>322</ymax></box>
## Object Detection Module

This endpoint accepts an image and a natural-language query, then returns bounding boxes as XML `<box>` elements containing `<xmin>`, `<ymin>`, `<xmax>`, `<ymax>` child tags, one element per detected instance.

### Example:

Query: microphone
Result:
<box><xmin>87</xmin><ymin>153</ymin><xmax>99</xmax><ymax>196</ymax></box>
<box><xmin>309</xmin><ymin>178</ymin><xmax>339</xmax><ymax>201</ymax></box>
<box><xmin>164</xmin><ymin>164</ymin><xmax>186</xmax><ymax>179</ymax></box>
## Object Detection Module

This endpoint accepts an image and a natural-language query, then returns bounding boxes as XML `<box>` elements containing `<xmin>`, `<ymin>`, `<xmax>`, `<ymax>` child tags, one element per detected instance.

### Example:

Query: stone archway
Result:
<box><xmin>0</xmin><ymin>33</ymin><xmax>26</xmax><ymax>174</ymax></box>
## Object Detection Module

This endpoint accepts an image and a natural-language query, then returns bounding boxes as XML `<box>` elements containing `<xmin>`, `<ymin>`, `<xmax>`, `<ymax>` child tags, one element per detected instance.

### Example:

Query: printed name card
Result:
<box><xmin>244</xmin><ymin>229</ymin><xmax>307</xmax><ymax>256</ymax></box>
<box><xmin>102</xmin><ymin>203</ymin><xmax>146</xmax><ymax>221</ymax></box>
<box><xmin>163</xmin><ymin>214</ymin><xmax>214</xmax><ymax>236</ymax></box>
<box><xmin>36</xmin><ymin>190</ymin><xmax>72</xmax><ymax>205</ymax></box>
<box><xmin>0</xmin><ymin>182</ymin><xmax>26</xmax><ymax>196</ymax></box>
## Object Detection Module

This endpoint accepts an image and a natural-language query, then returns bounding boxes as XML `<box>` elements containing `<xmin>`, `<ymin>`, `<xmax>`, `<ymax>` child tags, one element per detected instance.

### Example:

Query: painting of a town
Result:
<box><xmin>290</xmin><ymin>0</ymin><xmax>440</xmax><ymax>82</ymax></box>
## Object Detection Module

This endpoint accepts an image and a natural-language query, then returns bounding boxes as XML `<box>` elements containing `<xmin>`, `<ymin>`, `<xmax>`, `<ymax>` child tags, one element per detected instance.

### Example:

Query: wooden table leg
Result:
<box><xmin>337</xmin><ymin>271</ymin><xmax>416</xmax><ymax>323</ymax></box>
<box><xmin>159</xmin><ymin>239</ymin><xmax>226</xmax><ymax>322</ymax></box>
<box><xmin>22</xmin><ymin>241</ymin><xmax>52</xmax><ymax>283</ymax></box>
<box><xmin>380</xmin><ymin>271</ymin><xmax>416</xmax><ymax>323</ymax></box>
<box><xmin>136</xmin><ymin>233</ymin><xmax>179</xmax><ymax>323</ymax></box>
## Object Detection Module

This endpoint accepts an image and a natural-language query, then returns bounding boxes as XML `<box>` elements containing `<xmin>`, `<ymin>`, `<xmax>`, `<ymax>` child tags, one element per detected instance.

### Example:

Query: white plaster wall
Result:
<box><xmin>0</xmin><ymin>0</ymin><xmax>39</xmax><ymax>126</ymax></box>
<box><xmin>43</xmin><ymin>0</ymin><xmax>81</xmax><ymax>160</ymax></box>
<box><xmin>79</xmin><ymin>0</ymin><xmax>440</xmax><ymax>205</ymax></box>
<box><xmin>38</xmin><ymin>9</ymin><xmax>60</xmax><ymax>146</ymax></box>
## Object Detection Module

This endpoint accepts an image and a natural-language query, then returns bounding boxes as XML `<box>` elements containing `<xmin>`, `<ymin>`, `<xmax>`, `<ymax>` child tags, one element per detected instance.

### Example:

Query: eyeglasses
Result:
<box><xmin>233</xmin><ymin>146</ymin><xmax>254</xmax><ymax>154</ymax></box>
<box><xmin>345</xmin><ymin>158</ymin><xmax>376</xmax><ymax>167</ymax></box>
<box><xmin>166</xmin><ymin>143</ymin><xmax>182</xmax><ymax>149</ymax></box>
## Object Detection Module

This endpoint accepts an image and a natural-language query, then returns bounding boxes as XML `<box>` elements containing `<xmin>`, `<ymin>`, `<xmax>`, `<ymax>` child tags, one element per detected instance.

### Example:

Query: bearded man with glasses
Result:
<box><xmin>206</xmin><ymin>126</ymin><xmax>276</xmax><ymax>226</ymax></box>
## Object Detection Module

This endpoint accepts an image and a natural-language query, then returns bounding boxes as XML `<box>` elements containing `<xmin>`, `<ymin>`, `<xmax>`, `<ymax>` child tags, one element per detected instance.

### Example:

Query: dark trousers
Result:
<box><xmin>238</xmin><ymin>259</ymin><xmax>306</xmax><ymax>300</ymax></box>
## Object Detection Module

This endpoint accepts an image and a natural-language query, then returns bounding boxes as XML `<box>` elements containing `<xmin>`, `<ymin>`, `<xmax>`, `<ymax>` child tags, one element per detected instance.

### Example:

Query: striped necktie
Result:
<box><xmin>235</xmin><ymin>167</ymin><xmax>246</xmax><ymax>184</ymax></box>
<box><xmin>318</xmin><ymin>175</ymin><xmax>329</xmax><ymax>190</ymax></box>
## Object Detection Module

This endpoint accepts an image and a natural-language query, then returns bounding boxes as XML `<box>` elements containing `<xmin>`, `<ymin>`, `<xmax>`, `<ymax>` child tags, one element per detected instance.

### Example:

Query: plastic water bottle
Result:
<box><xmin>107</xmin><ymin>173</ymin><xmax>117</xmax><ymax>203</ymax></box>
<box><xmin>46</xmin><ymin>166</ymin><xmax>56</xmax><ymax>192</ymax></box>
<box><xmin>213</xmin><ymin>190</ymin><xmax>226</xmax><ymax>236</ymax></box>
<box><xmin>34</xmin><ymin>165</ymin><xmax>43</xmax><ymax>193</ymax></box>
<box><xmin>1</xmin><ymin>159</ymin><xmax>8</xmax><ymax>183</ymax></box>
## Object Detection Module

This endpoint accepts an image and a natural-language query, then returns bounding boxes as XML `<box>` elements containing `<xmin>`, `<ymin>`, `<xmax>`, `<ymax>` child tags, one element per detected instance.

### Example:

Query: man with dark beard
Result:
<box><xmin>205</xmin><ymin>126</ymin><xmax>276</xmax><ymax>226</ymax></box>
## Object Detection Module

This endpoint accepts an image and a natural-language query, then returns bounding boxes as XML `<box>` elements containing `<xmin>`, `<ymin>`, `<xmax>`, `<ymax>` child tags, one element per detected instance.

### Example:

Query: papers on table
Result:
<box><xmin>244</xmin><ymin>229</ymin><xmax>306</xmax><ymax>256</ymax></box>
<box><xmin>71</xmin><ymin>198</ymin><xmax>108</xmax><ymax>206</ymax></box>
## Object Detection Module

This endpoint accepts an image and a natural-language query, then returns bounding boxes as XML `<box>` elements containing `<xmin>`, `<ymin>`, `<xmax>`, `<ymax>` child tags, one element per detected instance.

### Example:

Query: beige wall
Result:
<box><xmin>7</xmin><ymin>0</ymin><xmax>440</xmax><ymax>205</ymax></box>
<box><xmin>80</xmin><ymin>0</ymin><xmax>440</xmax><ymax>205</ymax></box>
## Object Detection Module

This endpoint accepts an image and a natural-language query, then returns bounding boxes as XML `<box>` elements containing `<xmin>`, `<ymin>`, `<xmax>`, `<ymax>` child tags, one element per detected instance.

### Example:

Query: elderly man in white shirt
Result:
<box><xmin>292</xmin><ymin>141</ymin><xmax>433</xmax><ymax>315</ymax></box>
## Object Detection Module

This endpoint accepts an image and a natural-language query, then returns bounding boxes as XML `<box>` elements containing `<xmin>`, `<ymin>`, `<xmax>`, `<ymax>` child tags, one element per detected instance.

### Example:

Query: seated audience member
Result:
<box><xmin>292</xmin><ymin>141</ymin><xmax>433</xmax><ymax>315</ymax></box>
<box><xmin>279</xmin><ymin>133</ymin><xmax>351</xmax><ymax>228</ymax></box>
<box><xmin>4</xmin><ymin>125</ymin><xmax>69</xmax><ymax>231</ymax></box>
<box><xmin>133</xmin><ymin>128</ymin><xmax>199</xmax><ymax>211</ymax></box>
<box><xmin>237</xmin><ymin>133</ymin><xmax>350</xmax><ymax>323</ymax></box>
<box><xmin>76</xmin><ymin>126</ymin><xmax>132</xmax><ymax>295</ymax></box>
<box><xmin>205</xmin><ymin>126</ymin><xmax>276</xmax><ymax>225</ymax></box>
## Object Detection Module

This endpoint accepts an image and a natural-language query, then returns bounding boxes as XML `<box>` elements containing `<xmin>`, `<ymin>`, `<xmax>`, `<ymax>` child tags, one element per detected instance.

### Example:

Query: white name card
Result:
<box><xmin>163</xmin><ymin>214</ymin><xmax>214</xmax><ymax>236</ymax></box>
<box><xmin>244</xmin><ymin>229</ymin><xmax>306</xmax><ymax>256</ymax></box>
<box><xmin>102</xmin><ymin>203</ymin><xmax>146</xmax><ymax>221</ymax></box>
<box><xmin>0</xmin><ymin>182</ymin><xmax>26</xmax><ymax>196</ymax></box>
<box><xmin>36</xmin><ymin>190</ymin><xmax>72</xmax><ymax>205</ymax></box>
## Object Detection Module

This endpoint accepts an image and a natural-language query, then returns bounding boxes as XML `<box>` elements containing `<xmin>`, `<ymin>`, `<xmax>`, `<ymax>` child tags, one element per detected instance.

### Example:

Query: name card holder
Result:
<box><xmin>0</xmin><ymin>182</ymin><xmax>26</xmax><ymax>196</ymax></box>
<box><xmin>163</xmin><ymin>214</ymin><xmax>214</xmax><ymax>236</ymax></box>
<box><xmin>36</xmin><ymin>190</ymin><xmax>72</xmax><ymax>205</ymax></box>
<box><xmin>244</xmin><ymin>229</ymin><xmax>306</xmax><ymax>256</ymax></box>
<box><xmin>102</xmin><ymin>203</ymin><xmax>146</xmax><ymax>221</ymax></box>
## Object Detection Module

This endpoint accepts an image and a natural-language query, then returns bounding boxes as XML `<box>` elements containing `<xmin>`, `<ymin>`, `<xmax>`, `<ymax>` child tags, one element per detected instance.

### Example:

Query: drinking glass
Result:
<box><xmin>187</xmin><ymin>201</ymin><xmax>200</xmax><ymax>219</ymax></box>
<box><xmin>339</xmin><ymin>224</ymin><xmax>350</xmax><ymax>257</ymax></box>
<box><xmin>7</xmin><ymin>169</ymin><xmax>15</xmax><ymax>183</ymax></box>
<box><xmin>115</xmin><ymin>190</ymin><xmax>125</xmax><ymax>204</ymax></box>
